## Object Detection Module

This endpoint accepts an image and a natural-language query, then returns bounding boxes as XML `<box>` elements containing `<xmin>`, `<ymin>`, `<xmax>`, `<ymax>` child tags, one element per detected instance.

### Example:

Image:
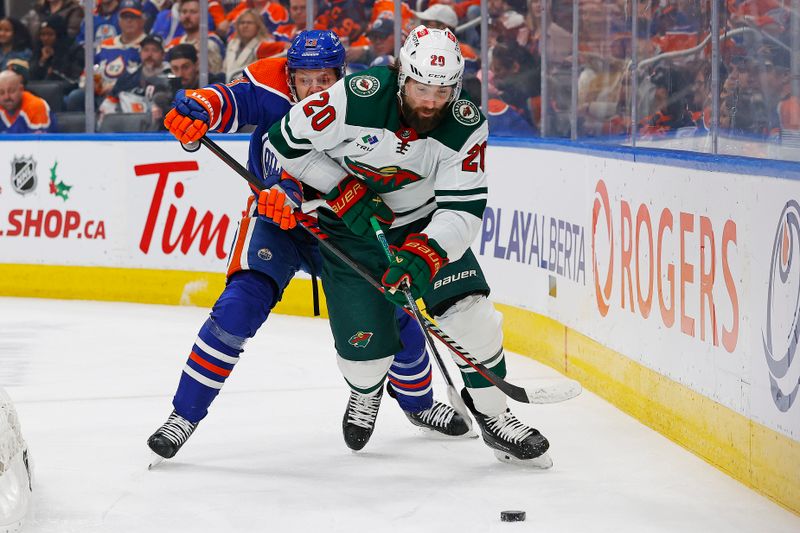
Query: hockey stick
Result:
<box><xmin>369</xmin><ymin>217</ymin><xmax>472</xmax><ymax>427</ymax></box>
<box><xmin>188</xmin><ymin>136</ymin><xmax>581</xmax><ymax>405</ymax></box>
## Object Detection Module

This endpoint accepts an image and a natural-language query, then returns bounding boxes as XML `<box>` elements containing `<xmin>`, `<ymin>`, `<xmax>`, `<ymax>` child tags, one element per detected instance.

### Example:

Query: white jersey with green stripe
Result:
<box><xmin>265</xmin><ymin>66</ymin><xmax>489</xmax><ymax>262</ymax></box>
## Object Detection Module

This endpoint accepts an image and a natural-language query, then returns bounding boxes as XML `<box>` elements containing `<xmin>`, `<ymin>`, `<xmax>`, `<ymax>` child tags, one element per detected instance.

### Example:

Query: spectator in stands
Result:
<box><xmin>151</xmin><ymin>0</ymin><xmax>181</xmax><ymax>42</ymax></box>
<box><xmin>756</xmin><ymin>46</ymin><xmax>799</xmax><ymax>137</ymax></box>
<box><xmin>29</xmin><ymin>15</ymin><xmax>83</xmax><ymax>85</ymax></box>
<box><xmin>0</xmin><ymin>69</ymin><xmax>55</xmax><ymax>133</ymax></box>
<box><xmin>315</xmin><ymin>0</ymin><xmax>367</xmax><ymax>46</ymax></box>
<box><xmin>576</xmin><ymin>30</ymin><xmax>628</xmax><ymax>136</ymax></box>
<box><xmin>687</xmin><ymin>61</ymin><xmax>712</xmax><ymax>128</ymax></box>
<box><xmin>260</xmin><ymin>0</ymin><xmax>290</xmax><ymax>34</ymax></box>
<box><xmin>6</xmin><ymin>58</ymin><xmax>29</xmax><ymax>80</ymax></box>
<box><xmin>77</xmin><ymin>0</ymin><xmax>122</xmax><ymax>45</ymax></box>
<box><xmin>223</xmin><ymin>9</ymin><xmax>268</xmax><ymax>81</ymax></box>
<box><xmin>346</xmin><ymin>16</ymin><xmax>394</xmax><ymax>68</ymax></box>
<box><xmin>523</xmin><ymin>0</ymin><xmax>573</xmax><ymax>65</ymax></box>
<box><xmin>274</xmin><ymin>0</ymin><xmax>308</xmax><ymax>43</ymax></box>
<box><xmin>638</xmin><ymin>63</ymin><xmax>695</xmax><ymax>138</ymax></box>
<box><xmin>415</xmin><ymin>5</ymin><xmax>479</xmax><ymax>73</ymax></box>
<box><xmin>719</xmin><ymin>88</ymin><xmax>768</xmax><ymax>137</ymax></box>
<box><xmin>167</xmin><ymin>0</ymin><xmax>225</xmax><ymax>75</ymax></box>
<box><xmin>66</xmin><ymin>0</ymin><xmax>147</xmax><ymax>112</ymax></box>
<box><xmin>24</xmin><ymin>0</ymin><xmax>84</xmax><ymax>40</ymax></box>
<box><xmin>491</xmin><ymin>41</ymin><xmax>540</xmax><ymax>117</ymax></box>
<box><xmin>165</xmin><ymin>43</ymin><xmax>224</xmax><ymax>101</ymax></box>
<box><xmin>101</xmin><ymin>34</ymin><xmax>171</xmax><ymax>123</ymax></box>
<box><xmin>0</xmin><ymin>18</ymin><xmax>33</xmax><ymax>72</ymax></box>
<box><xmin>463</xmin><ymin>75</ymin><xmax>536</xmax><ymax>136</ymax></box>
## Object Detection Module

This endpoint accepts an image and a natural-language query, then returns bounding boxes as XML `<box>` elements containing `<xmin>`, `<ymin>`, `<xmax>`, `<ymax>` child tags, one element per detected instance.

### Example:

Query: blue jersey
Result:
<box><xmin>77</xmin><ymin>11</ymin><xmax>121</xmax><ymax>44</ymax></box>
<box><xmin>195</xmin><ymin>57</ymin><xmax>293</xmax><ymax>193</ymax></box>
<box><xmin>0</xmin><ymin>92</ymin><xmax>54</xmax><ymax>134</ymax></box>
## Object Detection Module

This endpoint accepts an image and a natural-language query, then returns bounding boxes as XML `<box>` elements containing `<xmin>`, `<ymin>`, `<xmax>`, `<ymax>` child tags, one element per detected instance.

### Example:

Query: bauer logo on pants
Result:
<box><xmin>348</xmin><ymin>331</ymin><xmax>373</xmax><ymax>348</ymax></box>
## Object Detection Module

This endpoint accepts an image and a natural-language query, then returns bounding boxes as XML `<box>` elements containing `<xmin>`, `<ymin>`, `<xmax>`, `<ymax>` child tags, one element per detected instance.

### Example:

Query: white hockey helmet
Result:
<box><xmin>398</xmin><ymin>25</ymin><xmax>464</xmax><ymax>104</ymax></box>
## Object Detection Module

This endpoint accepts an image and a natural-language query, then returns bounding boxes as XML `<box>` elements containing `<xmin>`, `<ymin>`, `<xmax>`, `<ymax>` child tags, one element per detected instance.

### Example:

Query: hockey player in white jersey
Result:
<box><xmin>265</xmin><ymin>26</ymin><xmax>551</xmax><ymax>466</ymax></box>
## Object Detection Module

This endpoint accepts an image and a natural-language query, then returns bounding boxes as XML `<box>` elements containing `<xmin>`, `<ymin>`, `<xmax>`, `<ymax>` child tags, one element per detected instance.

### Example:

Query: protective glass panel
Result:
<box><xmin>574</xmin><ymin>0</ymin><xmax>632</xmax><ymax>142</ymax></box>
<box><xmin>717</xmin><ymin>0</ymin><xmax>800</xmax><ymax>160</ymax></box>
<box><xmin>481</xmin><ymin>0</ymin><xmax>539</xmax><ymax>137</ymax></box>
<box><xmin>632</xmin><ymin>0</ymin><xmax>712</xmax><ymax>153</ymax></box>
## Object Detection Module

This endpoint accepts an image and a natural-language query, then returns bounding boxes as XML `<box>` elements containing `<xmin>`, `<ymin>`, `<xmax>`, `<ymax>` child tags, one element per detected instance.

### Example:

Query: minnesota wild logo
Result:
<box><xmin>345</xmin><ymin>158</ymin><xmax>424</xmax><ymax>193</ymax></box>
<box><xmin>48</xmin><ymin>161</ymin><xmax>72</xmax><ymax>201</ymax></box>
<box><xmin>452</xmin><ymin>100</ymin><xmax>480</xmax><ymax>126</ymax></box>
<box><xmin>349</xmin><ymin>331</ymin><xmax>373</xmax><ymax>348</ymax></box>
<box><xmin>349</xmin><ymin>75</ymin><xmax>380</xmax><ymax>97</ymax></box>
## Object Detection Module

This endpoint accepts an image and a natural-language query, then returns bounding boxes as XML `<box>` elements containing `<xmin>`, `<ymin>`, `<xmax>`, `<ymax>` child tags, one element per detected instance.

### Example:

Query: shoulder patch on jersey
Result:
<box><xmin>452</xmin><ymin>100</ymin><xmax>480</xmax><ymax>126</ymax></box>
<box><xmin>349</xmin><ymin>75</ymin><xmax>380</xmax><ymax>97</ymax></box>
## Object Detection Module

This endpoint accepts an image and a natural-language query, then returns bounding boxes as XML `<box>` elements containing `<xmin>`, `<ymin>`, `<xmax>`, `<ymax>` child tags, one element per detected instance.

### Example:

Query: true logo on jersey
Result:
<box><xmin>257</xmin><ymin>248</ymin><xmax>273</xmax><ymax>261</ymax></box>
<box><xmin>345</xmin><ymin>159</ymin><xmax>425</xmax><ymax>193</ymax></box>
<box><xmin>10</xmin><ymin>156</ymin><xmax>37</xmax><ymax>196</ymax></box>
<box><xmin>348</xmin><ymin>331</ymin><xmax>373</xmax><ymax>348</ymax></box>
<box><xmin>305</xmin><ymin>38</ymin><xmax>318</xmax><ymax>47</ymax></box>
<box><xmin>349</xmin><ymin>75</ymin><xmax>380</xmax><ymax>97</ymax></box>
<box><xmin>452</xmin><ymin>100</ymin><xmax>480</xmax><ymax>126</ymax></box>
<box><xmin>354</xmin><ymin>134</ymin><xmax>380</xmax><ymax>152</ymax></box>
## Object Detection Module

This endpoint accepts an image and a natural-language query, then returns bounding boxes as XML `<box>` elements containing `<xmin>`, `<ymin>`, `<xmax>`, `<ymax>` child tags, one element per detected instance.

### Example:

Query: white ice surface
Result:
<box><xmin>1</xmin><ymin>297</ymin><xmax>798</xmax><ymax>533</ymax></box>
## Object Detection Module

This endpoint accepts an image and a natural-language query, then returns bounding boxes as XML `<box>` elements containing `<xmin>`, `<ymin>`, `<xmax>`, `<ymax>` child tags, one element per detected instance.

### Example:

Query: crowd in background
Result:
<box><xmin>0</xmin><ymin>0</ymin><xmax>798</xmax><ymax>157</ymax></box>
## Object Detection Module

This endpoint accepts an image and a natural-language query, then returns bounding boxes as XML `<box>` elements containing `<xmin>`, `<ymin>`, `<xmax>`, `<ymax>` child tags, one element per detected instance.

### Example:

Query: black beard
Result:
<box><xmin>400</xmin><ymin>97</ymin><xmax>449</xmax><ymax>134</ymax></box>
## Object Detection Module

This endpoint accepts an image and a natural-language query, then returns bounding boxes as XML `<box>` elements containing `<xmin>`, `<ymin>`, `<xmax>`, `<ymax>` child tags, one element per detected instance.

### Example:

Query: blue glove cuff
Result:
<box><xmin>172</xmin><ymin>90</ymin><xmax>210</xmax><ymax>122</ymax></box>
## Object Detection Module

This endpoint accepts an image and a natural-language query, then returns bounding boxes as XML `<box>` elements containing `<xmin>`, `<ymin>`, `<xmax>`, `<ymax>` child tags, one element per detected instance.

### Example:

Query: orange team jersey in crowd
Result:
<box><xmin>225</xmin><ymin>2</ymin><xmax>248</xmax><ymax>23</ymax></box>
<box><xmin>167</xmin><ymin>33</ymin><xmax>225</xmax><ymax>50</ymax></box>
<box><xmin>274</xmin><ymin>23</ymin><xmax>302</xmax><ymax>42</ymax></box>
<box><xmin>727</xmin><ymin>0</ymin><xmax>787</xmax><ymax>26</ymax></box>
<box><xmin>0</xmin><ymin>92</ymin><xmax>53</xmax><ymax>134</ymax></box>
<box><xmin>314</xmin><ymin>0</ymin><xmax>367</xmax><ymax>45</ymax></box>
<box><xmin>779</xmin><ymin>95</ymin><xmax>800</xmax><ymax>131</ymax></box>
<box><xmin>263</xmin><ymin>1</ymin><xmax>290</xmax><ymax>32</ymax></box>
<box><xmin>257</xmin><ymin>40</ymin><xmax>291</xmax><ymax>58</ymax></box>
<box><xmin>370</xmin><ymin>0</ymin><xmax>414</xmax><ymax>27</ymax></box>
<box><xmin>461</xmin><ymin>42</ymin><xmax>478</xmax><ymax>72</ymax></box>
<box><xmin>208</xmin><ymin>1</ymin><xmax>226</xmax><ymax>26</ymax></box>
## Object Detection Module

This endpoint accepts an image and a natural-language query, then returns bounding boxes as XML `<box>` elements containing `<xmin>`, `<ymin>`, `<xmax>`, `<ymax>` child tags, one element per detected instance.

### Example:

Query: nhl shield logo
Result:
<box><xmin>11</xmin><ymin>156</ymin><xmax>37</xmax><ymax>195</ymax></box>
<box><xmin>452</xmin><ymin>100</ymin><xmax>480</xmax><ymax>126</ymax></box>
<box><xmin>348</xmin><ymin>331</ymin><xmax>373</xmax><ymax>348</ymax></box>
<box><xmin>349</xmin><ymin>75</ymin><xmax>380</xmax><ymax>97</ymax></box>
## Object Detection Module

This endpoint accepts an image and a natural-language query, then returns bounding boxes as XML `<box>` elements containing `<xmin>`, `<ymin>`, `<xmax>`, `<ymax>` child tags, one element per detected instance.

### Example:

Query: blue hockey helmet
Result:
<box><xmin>286</xmin><ymin>30</ymin><xmax>346</xmax><ymax>100</ymax></box>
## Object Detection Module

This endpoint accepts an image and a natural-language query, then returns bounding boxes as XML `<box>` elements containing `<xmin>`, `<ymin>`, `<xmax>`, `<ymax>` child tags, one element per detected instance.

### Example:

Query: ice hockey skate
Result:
<box><xmin>461</xmin><ymin>388</ymin><xmax>552</xmax><ymax>469</ymax></box>
<box><xmin>342</xmin><ymin>386</ymin><xmax>384</xmax><ymax>451</ymax></box>
<box><xmin>147</xmin><ymin>410</ymin><xmax>198</xmax><ymax>467</ymax></box>
<box><xmin>386</xmin><ymin>383</ymin><xmax>475</xmax><ymax>438</ymax></box>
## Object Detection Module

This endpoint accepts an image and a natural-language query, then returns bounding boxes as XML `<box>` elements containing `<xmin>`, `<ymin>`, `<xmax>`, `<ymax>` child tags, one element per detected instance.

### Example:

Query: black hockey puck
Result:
<box><xmin>500</xmin><ymin>510</ymin><xmax>526</xmax><ymax>522</ymax></box>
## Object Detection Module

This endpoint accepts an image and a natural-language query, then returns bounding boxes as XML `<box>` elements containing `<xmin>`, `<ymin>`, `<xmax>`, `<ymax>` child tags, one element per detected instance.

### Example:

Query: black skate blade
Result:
<box><xmin>493</xmin><ymin>450</ymin><xmax>553</xmax><ymax>469</ymax></box>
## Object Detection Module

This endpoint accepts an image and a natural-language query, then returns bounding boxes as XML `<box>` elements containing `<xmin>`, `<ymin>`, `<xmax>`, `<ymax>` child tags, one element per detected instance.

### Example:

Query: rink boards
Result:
<box><xmin>0</xmin><ymin>135</ymin><xmax>798</xmax><ymax>514</ymax></box>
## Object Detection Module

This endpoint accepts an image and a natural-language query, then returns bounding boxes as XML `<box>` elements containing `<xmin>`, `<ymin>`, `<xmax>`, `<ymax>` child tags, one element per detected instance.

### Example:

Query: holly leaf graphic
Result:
<box><xmin>49</xmin><ymin>161</ymin><xmax>72</xmax><ymax>201</ymax></box>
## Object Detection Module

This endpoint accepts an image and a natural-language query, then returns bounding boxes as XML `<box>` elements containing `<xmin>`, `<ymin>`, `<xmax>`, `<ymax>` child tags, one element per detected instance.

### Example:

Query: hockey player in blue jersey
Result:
<box><xmin>147</xmin><ymin>30</ymin><xmax>471</xmax><ymax>462</ymax></box>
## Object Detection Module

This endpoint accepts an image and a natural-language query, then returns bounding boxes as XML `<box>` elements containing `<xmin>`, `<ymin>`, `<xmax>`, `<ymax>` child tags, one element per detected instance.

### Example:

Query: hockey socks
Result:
<box><xmin>388</xmin><ymin>310</ymin><xmax>434</xmax><ymax>413</ymax></box>
<box><xmin>173</xmin><ymin>271</ymin><xmax>276</xmax><ymax>423</ymax></box>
